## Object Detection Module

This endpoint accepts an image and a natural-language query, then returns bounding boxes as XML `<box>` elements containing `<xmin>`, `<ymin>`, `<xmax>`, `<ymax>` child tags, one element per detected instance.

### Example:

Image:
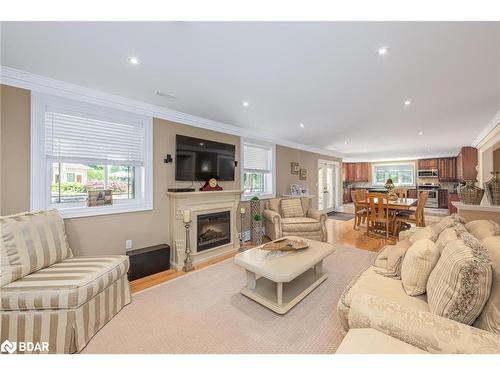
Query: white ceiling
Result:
<box><xmin>1</xmin><ymin>22</ymin><xmax>499</xmax><ymax>161</ymax></box>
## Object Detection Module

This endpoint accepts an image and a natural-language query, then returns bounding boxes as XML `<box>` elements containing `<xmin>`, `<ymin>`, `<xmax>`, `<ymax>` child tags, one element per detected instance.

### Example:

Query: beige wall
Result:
<box><xmin>0</xmin><ymin>84</ymin><xmax>338</xmax><ymax>256</ymax></box>
<box><xmin>0</xmin><ymin>85</ymin><xmax>31</xmax><ymax>215</ymax></box>
<box><xmin>493</xmin><ymin>144</ymin><xmax>500</xmax><ymax>172</ymax></box>
<box><xmin>276</xmin><ymin>145</ymin><xmax>341</xmax><ymax>208</ymax></box>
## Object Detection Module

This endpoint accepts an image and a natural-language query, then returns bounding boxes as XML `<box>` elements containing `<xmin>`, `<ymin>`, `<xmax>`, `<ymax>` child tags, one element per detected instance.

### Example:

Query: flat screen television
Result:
<box><xmin>175</xmin><ymin>135</ymin><xmax>236</xmax><ymax>181</ymax></box>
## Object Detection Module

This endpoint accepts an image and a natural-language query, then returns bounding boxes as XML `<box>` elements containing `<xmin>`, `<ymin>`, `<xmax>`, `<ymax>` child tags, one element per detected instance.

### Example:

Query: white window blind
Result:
<box><xmin>243</xmin><ymin>143</ymin><xmax>271</xmax><ymax>172</ymax></box>
<box><xmin>44</xmin><ymin>111</ymin><xmax>145</xmax><ymax>166</ymax></box>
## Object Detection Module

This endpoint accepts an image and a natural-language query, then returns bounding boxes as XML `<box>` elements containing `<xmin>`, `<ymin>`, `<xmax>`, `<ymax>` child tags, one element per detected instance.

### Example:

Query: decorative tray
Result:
<box><xmin>260</xmin><ymin>238</ymin><xmax>309</xmax><ymax>252</ymax></box>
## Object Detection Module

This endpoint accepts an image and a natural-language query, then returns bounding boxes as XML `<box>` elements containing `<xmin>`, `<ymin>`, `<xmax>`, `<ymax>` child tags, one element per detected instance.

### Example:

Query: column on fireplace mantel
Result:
<box><xmin>166</xmin><ymin>190</ymin><xmax>243</xmax><ymax>270</ymax></box>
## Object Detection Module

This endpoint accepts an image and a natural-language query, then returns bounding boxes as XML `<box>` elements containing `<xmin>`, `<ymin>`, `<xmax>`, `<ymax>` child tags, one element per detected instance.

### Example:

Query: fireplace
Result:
<box><xmin>197</xmin><ymin>211</ymin><xmax>231</xmax><ymax>252</ymax></box>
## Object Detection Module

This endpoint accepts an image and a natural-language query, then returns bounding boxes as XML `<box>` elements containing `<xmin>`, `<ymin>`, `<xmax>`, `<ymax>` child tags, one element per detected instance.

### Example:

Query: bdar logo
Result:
<box><xmin>1</xmin><ymin>339</ymin><xmax>17</xmax><ymax>354</ymax></box>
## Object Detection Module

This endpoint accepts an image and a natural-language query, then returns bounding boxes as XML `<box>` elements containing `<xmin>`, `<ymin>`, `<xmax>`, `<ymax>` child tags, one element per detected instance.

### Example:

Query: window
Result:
<box><xmin>241</xmin><ymin>139</ymin><xmax>275</xmax><ymax>200</ymax></box>
<box><xmin>372</xmin><ymin>162</ymin><xmax>415</xmax><ymax>186</ymax></box>
<box><xmin>31</xmin><ymin>93</ymin><xmax>153</xmax><ymax>218</ymax></box>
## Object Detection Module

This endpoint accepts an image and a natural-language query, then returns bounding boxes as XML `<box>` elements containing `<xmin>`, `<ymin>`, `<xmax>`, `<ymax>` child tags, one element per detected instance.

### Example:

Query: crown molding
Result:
<box><xmin>0</xmin><ymin>65</ymin><xmax>343</xmax><ymax>159</ymax></box>
<box><xmin>472</xmin><ymin>109</ymin><xmax>500</xmax><ymax>148</ymax></box>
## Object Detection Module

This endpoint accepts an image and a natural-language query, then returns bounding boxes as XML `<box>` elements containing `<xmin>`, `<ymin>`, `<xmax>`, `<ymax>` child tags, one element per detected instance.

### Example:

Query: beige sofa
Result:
<box><xmin>262</xmin><ymin>197</ymin><xmax>327</xmax><ymax>242</ymax></box>
<box><xmin>336</xmin><ymin>217</ymin><xmax>500</xmax><ymax>354</ymax></box>
<box><xmin>0</xmin><ymin>209</ymin><xmax>131</xmax><ymax>354</ymax></box>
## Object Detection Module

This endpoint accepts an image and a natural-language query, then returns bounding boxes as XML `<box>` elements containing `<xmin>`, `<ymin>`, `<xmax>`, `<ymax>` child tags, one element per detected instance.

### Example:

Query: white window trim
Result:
<box><xmin>240</xmin><ymin>138</ymin><xmax>276</xmax><ymax>201</ymax></box>
<box><xmin>371</xmin><ymin>161</ymin><xmax>416</xmax><ymax>187</ymax></box>
<box><xmin>31</xmin><ymin>92</ymin><xmax>153</xmax><ymax>219</ymax></box>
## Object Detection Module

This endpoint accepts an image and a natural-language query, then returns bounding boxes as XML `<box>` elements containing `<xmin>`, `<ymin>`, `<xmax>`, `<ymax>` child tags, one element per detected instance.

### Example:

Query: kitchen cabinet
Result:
<box><xmin>456</xmin><ymin>146</ymin><xmax>478</xmax><ymax>182</ymax></box>
<box><xmin>448</xmin><ymin>193</ymin><xmax>460</xmax><ymax>214</ymax></box>
<box><xmin>438</xmin><ymin>189</ymin><xmax>449</xmax><ymax>209</ymax></box>
<box><xmin>407</xmin><ymin>189</ymin><xmax>417</xmax><ymax>199</ymax></box>
<box><xmin>417</xmin><ymin>158</ymin><xmax>438</xmax><ymax>170</ymax></box>
<box><xmin>343</xmin><ymin>187</ymin><xmax>353</xmax><ymax>203</ymax></box>
<box><xmin>343</xmin><ymin>162</ymin><xmax>370</xmax><ymax>182</ymax></box>
<box><xmin>438</xmin><ymin>157</ymin><xmax>457</xmax><ymax>181</ymax></box>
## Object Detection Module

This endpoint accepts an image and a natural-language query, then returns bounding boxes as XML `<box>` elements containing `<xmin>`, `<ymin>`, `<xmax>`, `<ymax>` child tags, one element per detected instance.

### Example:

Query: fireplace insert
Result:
<box><xmin>197</xmin><ymin>211</ymin><xmax>231</xmax><ymax>252</ymax></box>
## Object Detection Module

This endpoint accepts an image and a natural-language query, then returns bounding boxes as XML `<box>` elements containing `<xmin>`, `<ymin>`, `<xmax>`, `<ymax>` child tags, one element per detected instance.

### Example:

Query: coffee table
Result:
<box><xmin>234</xmin><ymin>236</ymin><xmax>335</xmax><ymax>314</ymax></box>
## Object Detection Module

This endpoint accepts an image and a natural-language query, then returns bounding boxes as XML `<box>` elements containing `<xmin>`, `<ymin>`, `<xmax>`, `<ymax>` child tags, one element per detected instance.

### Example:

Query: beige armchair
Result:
<box><xmin>263</xmin><ymin>197</ymin><xmax>327</xmax><ymax>242</ymax></box>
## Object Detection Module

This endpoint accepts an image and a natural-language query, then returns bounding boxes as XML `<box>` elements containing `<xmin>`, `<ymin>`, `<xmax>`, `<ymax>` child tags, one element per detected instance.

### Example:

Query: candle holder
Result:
<box><xmin>182</xmin><ymin>220</ymin><xmax>194</xmax><ymax>272</ymax></box>
<box><xmin>239</xmin><ymin>211</ymin><xmax>246</xmax><ymax>248</ymax></box>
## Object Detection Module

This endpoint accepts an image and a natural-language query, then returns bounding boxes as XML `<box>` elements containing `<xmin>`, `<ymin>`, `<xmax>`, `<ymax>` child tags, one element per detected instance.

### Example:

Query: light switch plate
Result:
<box><xmin>125</xmin><ymin>240</ymin><xmax>133</xmax><ymax>250</ymax></box>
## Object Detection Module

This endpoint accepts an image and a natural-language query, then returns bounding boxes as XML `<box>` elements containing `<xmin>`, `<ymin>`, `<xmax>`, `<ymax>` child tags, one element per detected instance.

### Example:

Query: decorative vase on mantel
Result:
<box><xmin>458</xmin><ymin>180</ymin><xmax>484</xmax><ymax>205</ymax></box>
<box><xmin>484</xmin><ymin>171</ymin><xmax>500</xmax><ymax>206</ymax></box>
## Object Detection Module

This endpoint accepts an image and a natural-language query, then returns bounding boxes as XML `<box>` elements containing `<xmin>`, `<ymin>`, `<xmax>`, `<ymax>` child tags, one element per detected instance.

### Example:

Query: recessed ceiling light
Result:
<box><xmin>300</xmin><ymin>123</ymin><xmax>305</xmax><ymax>128</ymax></box>
<box><xmin>128</xmin><ymin>56</ymin><xmax>141</xmax><ymax>65</ymax></box>
<box><xmin>242</xmin><ymin>101</ymin><xmax>249</xmax><ymax>107</ymax></box>
<box><xmin>404</xmin><ymin>99</ymin><xmax>412</xmax><ymax>106</ymax></box>
<box><xmin>376</xmin><ymin>46</ymin><xmax>390</xmax><ymax>56</ymax></box>
<box><xmin>418</xmin><ymin>131</ymin><xmax>424</xmax><ymax>136</ymax></box>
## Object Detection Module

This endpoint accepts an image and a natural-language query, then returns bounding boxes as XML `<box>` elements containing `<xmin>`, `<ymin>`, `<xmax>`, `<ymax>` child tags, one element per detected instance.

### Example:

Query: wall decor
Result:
<box><xmin>87</xmin><ymin>189</ymin><xmax>113</xmax><ymax>207</ymax></box>
<box><xmin>299</xmin><ymin>168</ymin><xmax>307</xmax><ymax>180</ymax></box>
<box><xmin>291</xmin><ymin>162</ymin><xmax>299</xmax><ymax>175</ymax></box>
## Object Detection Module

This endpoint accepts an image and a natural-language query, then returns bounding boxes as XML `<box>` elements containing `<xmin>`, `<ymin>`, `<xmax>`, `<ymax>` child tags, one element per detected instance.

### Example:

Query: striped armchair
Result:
<box><xmin>0</xmin><ymin>209</ymin><xmax>131</xmax><ymax>354</ymax></box>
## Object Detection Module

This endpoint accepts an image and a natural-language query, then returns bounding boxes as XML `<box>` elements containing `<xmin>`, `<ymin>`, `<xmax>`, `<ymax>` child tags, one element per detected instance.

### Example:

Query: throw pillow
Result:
<box><xmin>401</xmin><ymin>239</ymin><xmax>440</xmax><ymax>296</ymax></box>
<box><xmin>431</xmin><ymin>214</ymin><xmax>465</xmax><ymax>237</ymax></box>
<box><xmin>409</xmin><ymin>226</ymin><xmax>437</xmax><ymax>244</ymax></box>
<box><xmin>280</xmin><ymin>199</ymin><xmax>305</xmax><ymax>218</ymax></box>
<box><xmin>465</xmin><ymin>220</ymin><xmax>500</xmax><ymax>241</ymax></box>
<box><xmin>373</xmin><ymin>239</ymin><xmax>411</xmax><ymax>279</ymax></box>
<box><xmin>435</xmin><ymin>227</ymin><xmax>458</xmax><ymax>253</ymax></box>
<box><xmin>1</xmin><ymin>209</ymin><xmax>73</xmax><ymax>287</ymax></box>
<box><xmin>427</xmin><ymin>232</ymin><xmax>492</xmax><ymax>325</ymax></box>
<box><xmin>474</xmin><ymin>236</ymin><xmax>500</xmax><ymax>334</ymax></box>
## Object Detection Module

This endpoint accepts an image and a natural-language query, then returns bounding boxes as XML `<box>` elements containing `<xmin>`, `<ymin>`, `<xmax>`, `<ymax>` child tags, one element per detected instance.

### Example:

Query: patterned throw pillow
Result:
<box><xmin>401</xmin><ymin>239</ymin><xmax>440</xmax><ymax>296</ymax></box>
<box><xmin>409</xmin><ymin>226</ymin><xmax>437</xmax><ymax>244</ymax></box>
<box><xmin>435</xmin><ymin>227</ymin><xmax>458</xmax><ymax>253</ymax></box>
<box><xmin>465</xmin><ymin>220</ymin><xmax>500</xmax><ymax>241</ymax></box>
<box><xmin>431</xmin><ymin>214</ymin><xmax>465</xmax><ymax>238</ymax></box>
<box><xmin>474</xmin><ymin>236</ymin><xmax>500</xmax><ymax>334</ymax></box>
<box><xmin>0</xmin><ymin>209</ymin><xmax>73</xmax><ymax>287</ymax></box>
<box><xmin>280</xmin><ymin>199</ymin><xmax>305</xmax><ymax>218</ymax></box>
<box><xmin>427</xmin><ymin>231</ymin><xmax>492</xmax><ymax>325</ymax></box>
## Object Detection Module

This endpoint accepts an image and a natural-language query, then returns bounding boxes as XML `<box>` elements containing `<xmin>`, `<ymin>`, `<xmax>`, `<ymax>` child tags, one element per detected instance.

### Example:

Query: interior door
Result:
<box><xmin>318</xmin><ymin>162</ymin><xmax>336</xmax><ymax>212</ymax></box>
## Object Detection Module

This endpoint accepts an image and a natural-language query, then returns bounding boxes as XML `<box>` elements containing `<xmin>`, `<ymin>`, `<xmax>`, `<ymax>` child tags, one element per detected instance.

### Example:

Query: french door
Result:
<box><xmin>318</xmin><ymin>161</ymin><xmax>337</xmax><ymax>212</ymax></box>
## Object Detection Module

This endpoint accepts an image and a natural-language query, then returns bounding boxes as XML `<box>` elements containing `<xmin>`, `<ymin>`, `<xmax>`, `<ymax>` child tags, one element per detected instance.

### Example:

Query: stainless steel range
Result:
<box><xmin>417</xmin><ymin>184</ymin><xmax>440</xmax><ymax>208</ymax></box>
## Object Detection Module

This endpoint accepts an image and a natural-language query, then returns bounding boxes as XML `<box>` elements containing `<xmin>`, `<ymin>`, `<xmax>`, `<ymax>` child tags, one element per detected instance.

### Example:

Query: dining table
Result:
<box><xmin>370</xmin><ymin>197</ymin><xmax>418</xmax><ymax>210</ymax></box>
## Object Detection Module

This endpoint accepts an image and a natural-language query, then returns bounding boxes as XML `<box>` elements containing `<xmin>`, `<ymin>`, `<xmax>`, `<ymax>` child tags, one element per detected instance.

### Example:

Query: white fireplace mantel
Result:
<box><xmin>167</xmin><ymin>189</ymin><xmax>243</xmax><ymax>270</ymax></box>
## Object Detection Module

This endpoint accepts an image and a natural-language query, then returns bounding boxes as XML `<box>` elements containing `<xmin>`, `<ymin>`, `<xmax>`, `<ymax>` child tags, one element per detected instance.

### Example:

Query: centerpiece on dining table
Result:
<box><xmin>384</xmin><ymin>178</ymin><xmax>399</xmax><ymax>201</ymax></box>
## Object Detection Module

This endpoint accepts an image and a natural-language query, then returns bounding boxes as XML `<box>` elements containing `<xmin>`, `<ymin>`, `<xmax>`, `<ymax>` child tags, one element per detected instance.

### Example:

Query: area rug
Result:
<box><xmin>328</xmin><ymin>211</ymin><xmax>355</xmax><ymax>221</ymax></box>
<box><xmin>82</xmin><ymin>246</ymin><xmax>375</xmax><ymax>354</ymax></box>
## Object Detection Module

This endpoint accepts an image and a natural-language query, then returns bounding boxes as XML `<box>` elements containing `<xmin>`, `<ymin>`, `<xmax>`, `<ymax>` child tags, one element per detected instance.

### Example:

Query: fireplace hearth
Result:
<box><xmin>197</xmin><ymin>211</ymin><xmax>231</xmax><ymax>252</ymax></box>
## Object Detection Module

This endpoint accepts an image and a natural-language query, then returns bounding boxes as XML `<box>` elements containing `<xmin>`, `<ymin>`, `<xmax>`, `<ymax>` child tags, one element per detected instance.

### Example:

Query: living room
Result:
<box><xmin>1</xmin><ymin>1</ymin><xmax>500</xmax><ymax>373</ymax></box>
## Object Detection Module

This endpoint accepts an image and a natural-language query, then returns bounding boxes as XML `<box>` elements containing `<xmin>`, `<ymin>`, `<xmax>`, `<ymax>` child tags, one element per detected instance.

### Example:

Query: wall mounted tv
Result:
<box><xmin>175</xmin><ymin>135</ymin><xmax>236</xmax><ymax>181</ymax></box>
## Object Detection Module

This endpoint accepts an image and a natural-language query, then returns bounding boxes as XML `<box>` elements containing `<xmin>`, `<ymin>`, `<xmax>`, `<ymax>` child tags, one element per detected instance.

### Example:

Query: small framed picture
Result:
<box><xmin>87</xmin><ymin>189</ymin><xmax>113</xmax><ymax>207</ymax></box>
<box><xmin>299</xmin><ymin>168</ymin><xmax>307</xmax><ymax>180</ymax></box>
<box><xmin>290</xmin><ymin>184</ymin><xmax>301</xmax><ymax>196</ymax></box>
<box><xmin>290</xmin><ymin>162</ymin><xmax>299</xmax><ymax>175</ymax></box>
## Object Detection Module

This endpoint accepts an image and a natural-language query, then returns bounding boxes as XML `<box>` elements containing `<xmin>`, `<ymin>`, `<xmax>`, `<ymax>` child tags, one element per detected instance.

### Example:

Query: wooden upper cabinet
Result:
<box><xmin>417</xmin><ymin>158</ymin><xmax>438</xmax><ymax>170</ymax></box>
<box><xmin>342</xmin><ymin>162</ymin><xmax>370</xmax><ymax>182</ymax></box>
<box><xmin>438</xmin><ymin>157</ymin><xmax>457</xmax><ymax>181</ymax></box>
<box><xmin>456</xmin><ymin>147</ymin><xmax>478</xmax><ymax>182</ymax></box>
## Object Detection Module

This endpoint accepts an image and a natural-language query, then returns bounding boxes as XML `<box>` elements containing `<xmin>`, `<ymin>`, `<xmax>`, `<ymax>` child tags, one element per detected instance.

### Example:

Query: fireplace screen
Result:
<box><xmin>197</xmin><ymin>211</ymin><xmax>231</xmax><ymax>252</ymax></box>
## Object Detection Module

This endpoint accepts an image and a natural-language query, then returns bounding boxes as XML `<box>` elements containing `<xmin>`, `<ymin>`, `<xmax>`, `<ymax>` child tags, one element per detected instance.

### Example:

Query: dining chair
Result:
<box><xmin>351</xmin><ymin>189</ymin><xmax>368</xmax><ymax>229</ymax></box>
<box><xmin>392</xmin><ymin>187</ymin><xmax>407</xmax><ymax>198</ymax></box>
<box><xmin>366</xmin><ymin>192</ymin><xmax>393</xmax><ymax>238</ymax></box>
<box><xmin>393</xmin><ymin>191</ymin><xmax>429</xmax><ymax>235</ymax></box>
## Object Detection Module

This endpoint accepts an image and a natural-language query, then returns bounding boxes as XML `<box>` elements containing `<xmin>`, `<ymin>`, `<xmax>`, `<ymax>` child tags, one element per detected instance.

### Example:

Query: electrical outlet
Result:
<box><xmin>125</xmin><ymin>240</ymin><xmax>133</xmax><ymax>250</ymax></box>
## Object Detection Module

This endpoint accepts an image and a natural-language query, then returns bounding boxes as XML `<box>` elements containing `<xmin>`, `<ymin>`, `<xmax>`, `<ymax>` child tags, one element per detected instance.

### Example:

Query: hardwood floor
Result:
<box><xmin>129</xmin><ymin>250</ymin><xmax>240</xmax><ymax>293</ymax></box>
